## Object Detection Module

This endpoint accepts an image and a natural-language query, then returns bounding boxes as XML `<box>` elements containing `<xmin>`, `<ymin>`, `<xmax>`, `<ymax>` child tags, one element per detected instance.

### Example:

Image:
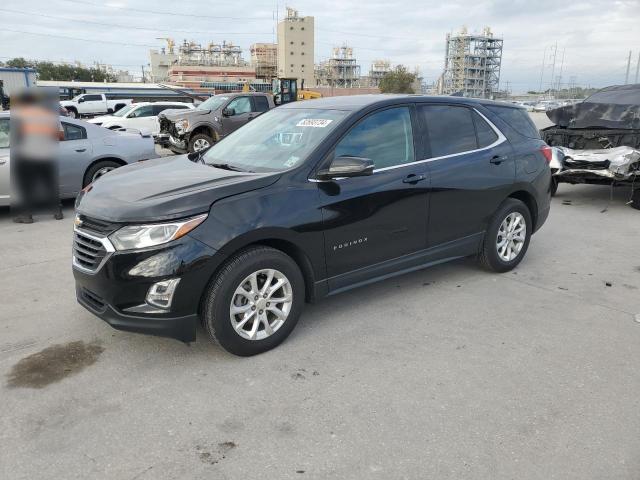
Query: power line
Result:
<box><xmin>58</xmin><ymin>0</ymin><xmax>270</xmax><ymax>21</ymax></box>
<box><xmin>0</xmin><ymin>8</ymin><xmax>272</xmax><ymax>35</ymax></box>
<box><xmin>0</xmin><ymin>28</ymin><xmax>156</xmax><ymax>47</ymax></box>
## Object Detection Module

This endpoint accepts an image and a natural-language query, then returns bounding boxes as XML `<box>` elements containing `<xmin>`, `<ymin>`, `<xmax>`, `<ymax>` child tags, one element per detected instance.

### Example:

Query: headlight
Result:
<box><xmin>109</xmin><ymin>214</ymin><xmax>207</xmax><ymax>251</ymax></box>
<box><xmin>175</xmin><ymin>119</ymin><xmax>189</xmax><ymax>134</ymax></box>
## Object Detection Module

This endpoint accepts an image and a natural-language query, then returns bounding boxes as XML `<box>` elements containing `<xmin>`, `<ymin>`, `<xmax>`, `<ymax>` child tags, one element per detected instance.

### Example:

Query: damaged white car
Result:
<box><xmin>541</xmin><ymin>84</ymin><xmax>640</xmax><ymax>209</ymax></box>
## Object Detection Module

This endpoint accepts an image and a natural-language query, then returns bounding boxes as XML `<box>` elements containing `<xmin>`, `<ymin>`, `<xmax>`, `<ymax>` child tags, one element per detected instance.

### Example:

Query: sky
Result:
<box><xmin>1</xmin><ymin>0</ymin><xmax>639</xmax><ymax>92</ymax></box>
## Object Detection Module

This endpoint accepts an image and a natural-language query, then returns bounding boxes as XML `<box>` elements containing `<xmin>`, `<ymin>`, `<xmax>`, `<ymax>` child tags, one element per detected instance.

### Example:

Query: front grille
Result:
<box><xmin>73</xmin><ymin>231</ymin><xmax>108</xmax><ymax>272</ymax></box>
<box><xmin>77</xmin><ymin>215</ymin><xmax>119</xmax><ymax>236</ymax></box>
<box><xmin>79</xmin><ymin>287</ymin><xmax>106</xmax><ymax>312</ymax></box>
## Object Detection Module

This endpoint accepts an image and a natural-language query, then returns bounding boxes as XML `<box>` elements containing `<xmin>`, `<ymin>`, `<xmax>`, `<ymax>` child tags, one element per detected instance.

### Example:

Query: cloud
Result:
<box><xmin>1</xmin><ymin>0</ymin><xmax>638</xmax><ymax>91</ymax></box>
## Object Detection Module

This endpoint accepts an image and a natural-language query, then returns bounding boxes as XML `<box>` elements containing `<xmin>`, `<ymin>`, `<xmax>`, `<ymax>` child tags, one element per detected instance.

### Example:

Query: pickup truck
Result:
<box><xmin>60</xmin><ymin>93</ymin><xmax>133</xmax><ymax>119</ymax></box>
<box><xmin>157</xmin><ymin>92</ymin><xmax>274</xmax><ymax>153</ymax></box>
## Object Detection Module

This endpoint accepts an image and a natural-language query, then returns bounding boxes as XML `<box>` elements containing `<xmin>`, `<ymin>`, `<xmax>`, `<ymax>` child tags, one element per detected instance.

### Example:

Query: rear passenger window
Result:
<box><xmin>473</xmin><ymin>111</ymin><xmax>498</xmax><ymax>147</ymax></box>
<box><xmin>420</xmin><ymin>105</ymin><xmax>477</xmax><ymax>157</ymax></box>
<box><xmin>485</xmin><ymin>105</ymin><xmax>540</xmax><ymax>139</ymax></box>
<box><xmin>334</xmin><ymin>107</ymin><xmax>414</xmax><ymax>169</ymax></box>
<box><xmin>253</xmin><ymin>96</ymin><xmax>270</xmax><ymax>113</ymax></box>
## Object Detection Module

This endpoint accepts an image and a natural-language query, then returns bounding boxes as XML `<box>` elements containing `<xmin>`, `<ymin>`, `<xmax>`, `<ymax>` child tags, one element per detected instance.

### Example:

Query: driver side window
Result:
<box><xmin>129</xmin><ymin>105</ymin><xmax>154</xmax><ymax>118</ymax></box>
<box><xmin>227</xmin><ymin>97</ymin><xmax>252</xmax><ymax>115</ymax></box>
<box><xmin>334</xmin><ymin>107</ymin><xmax>415</xmax><ymax>169</ymax></box>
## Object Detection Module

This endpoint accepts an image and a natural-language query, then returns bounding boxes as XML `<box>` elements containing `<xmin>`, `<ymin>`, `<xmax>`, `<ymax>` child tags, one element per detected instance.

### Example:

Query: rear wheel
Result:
<box><xmin>188</xmin><ymin>133</ymin><xmax>214</xmax><ymax>153</ymax></box>
<box><xmin>83</xmin><ymin>160</ymin><xmax>122</xmax><ymax>186</ymax></box>
<box><xmin>201</xmin><ymin>246</ymin><xmax>304</xmax><ymax>356</ymax></box>
<box><xmin>478</xmin><ymin>198</ymin><xmax>532</xmax><ymax>272</ymax></box>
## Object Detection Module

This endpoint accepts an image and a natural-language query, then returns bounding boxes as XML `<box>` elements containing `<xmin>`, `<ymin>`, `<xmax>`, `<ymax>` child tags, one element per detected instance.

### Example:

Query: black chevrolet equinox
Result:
<box><xmin>73</xmin><ymin>95</ymin><xmax>551</xmax><ymax>355</ymax></box>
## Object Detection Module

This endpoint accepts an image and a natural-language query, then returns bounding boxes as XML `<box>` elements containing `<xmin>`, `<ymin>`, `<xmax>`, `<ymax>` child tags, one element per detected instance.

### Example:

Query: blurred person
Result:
<box><xmin>10</xmin><ymin>88</ymin><xmax>63</xmax><ymax>223</ymax></box>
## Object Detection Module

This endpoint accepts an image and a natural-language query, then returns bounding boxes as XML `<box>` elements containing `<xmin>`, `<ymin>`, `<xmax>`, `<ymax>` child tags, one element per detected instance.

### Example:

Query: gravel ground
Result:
<box><xmin>1</xmin><ymin>110</ymin><xmax>639</xmax><ymax>480</ymax></box>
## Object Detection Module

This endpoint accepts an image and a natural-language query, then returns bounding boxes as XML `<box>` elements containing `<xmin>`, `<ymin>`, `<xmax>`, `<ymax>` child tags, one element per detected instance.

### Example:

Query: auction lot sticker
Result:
<box><xmin>296</xmin><ymin>119</ymin><xmax>333</xmax><ymax>128</ymax></box>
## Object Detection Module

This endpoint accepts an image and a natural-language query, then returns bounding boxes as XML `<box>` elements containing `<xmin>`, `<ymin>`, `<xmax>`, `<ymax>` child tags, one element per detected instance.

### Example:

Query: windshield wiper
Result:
<box><xmin>209</xmin><ymin>162</ymin><xmax>253</xmax><ymax>173</ymax></box>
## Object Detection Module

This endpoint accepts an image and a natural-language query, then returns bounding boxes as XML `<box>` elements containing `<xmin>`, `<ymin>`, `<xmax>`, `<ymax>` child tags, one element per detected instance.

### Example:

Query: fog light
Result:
<box><xmin>146</xmin><ymin>278</ymin><xmax>180</xmax><ymax>309</ymax></box>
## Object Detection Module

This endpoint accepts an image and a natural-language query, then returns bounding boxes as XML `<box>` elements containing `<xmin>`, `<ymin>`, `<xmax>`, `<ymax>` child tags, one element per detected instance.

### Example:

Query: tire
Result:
<box><xmin>188</xmin><ymin>133</ymin><xmax>214</xmax><ymax>153</ymax></box>
<box><xmin>631</xmin><ymin>188</ymin><xmax>640</xmax><ymax>211</ymax></box>
<box><xmin>83</xmin><ymin>160</ymin><xmax>122</xmax><ymax>186</ymax></box>
<box><xmin>107</xmin><ymin>125</ymin><xmax>122</xmax><ymax>130</ymax></box>
<box><xmin>478</xmin><ymin>198</ymin><xmax>532</xmax><ymax>273</ymax></box>
<box><xmin>201</xmin><ymin>246</ymin><xmax>305</xmax><ymax>356</ymax></box>
<box><xmin>107</xmin><ymin>108</ymin><xmax>114</xmax><ymax>114</ymax></box>
<box><xmin>550</xmin><ymin>177</ymin><xmax>558</xmax><ymax>197</ymax></box>
<box><xmin>67</xmin><ymin>108</ymin><xmax>78</xmax><ymax>119</ymax></box>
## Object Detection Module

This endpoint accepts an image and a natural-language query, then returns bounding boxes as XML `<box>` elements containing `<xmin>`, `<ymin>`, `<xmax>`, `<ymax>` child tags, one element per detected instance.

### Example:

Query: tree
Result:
<box><xmin>379</xmin><ymin>65</ymin><xmax>417</xmax><ymax>94</ymax></box>
<box><xmin>1</xmin><ymin>57</ymin><xmax>117</xmax><ymax>82</ymax></box>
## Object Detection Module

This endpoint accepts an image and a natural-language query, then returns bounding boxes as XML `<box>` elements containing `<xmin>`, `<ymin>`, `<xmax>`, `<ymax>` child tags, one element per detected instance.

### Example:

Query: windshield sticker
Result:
<box><xmin>296</xmin><ymin>119</ymin><xmax>333</xmax><ymax>128</ymax></box>
<box><xmin>284</xmin><ymin>156</ymin><xmax>301</xmax><ymax>168</ymax></box>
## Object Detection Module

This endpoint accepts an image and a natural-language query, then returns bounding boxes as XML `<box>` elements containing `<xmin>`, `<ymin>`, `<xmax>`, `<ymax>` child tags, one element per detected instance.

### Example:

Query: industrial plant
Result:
<box><xmin>438</xmin><ymin>26</ymin><xmax>503</xmax><ymax>98</ymax></box>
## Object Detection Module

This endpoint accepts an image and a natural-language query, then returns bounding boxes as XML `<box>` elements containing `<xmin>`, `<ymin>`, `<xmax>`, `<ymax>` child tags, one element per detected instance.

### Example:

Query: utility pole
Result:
<box><xmin>141</xmin><ymin>65</ymin><xmax>146</xmax><ymax>83</ymax></box>
<box><xmin>557</xmin><ymin>47</ymin><xmax>565</xmax><ymax>96</ymax></box>
<box><xmin>624</xmin><ymin>50</ymin><xmax>631</xmax><ymax>84</ymax></box>
<box><xmin>549</xmin><ymin>42</ymin><xmax>558</xmax><ymax>98</ymax></box>
<box><xmin>538</xmin><ymin>46</ymin><xmax>546</xmax><ymax>94</ymax></box>
<box><xmin>635</xmin><ymin>52</ymin><xmax>640</xmax><ymax>84</ymax></box>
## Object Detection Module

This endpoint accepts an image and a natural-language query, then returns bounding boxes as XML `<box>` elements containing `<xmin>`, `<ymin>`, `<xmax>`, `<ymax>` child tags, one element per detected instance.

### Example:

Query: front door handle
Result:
<box><xmin>402</xmin><ymin>174</ymin><xmax>426</xmax><ymax>184</ymax></box>
<box><xmin>75</xmin><ymin>148</ymin><xmax>87</xmax><ymax>152</ymax></box>
<box><xmin>490</xmin><ymin>155</ymin><xmax>508</xmax><ymax>165</ymax></box>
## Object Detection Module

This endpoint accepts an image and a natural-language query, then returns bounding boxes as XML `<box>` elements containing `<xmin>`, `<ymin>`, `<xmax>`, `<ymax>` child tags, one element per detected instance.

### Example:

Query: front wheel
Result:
<box><xmin>188</xmin><ymin>133</ymin><xmax>214</xmax><ymax>153</ymax></box>
<box><xmin>478</xmin><ymin>198</ymin><xmax>532</xmax><ymax>273</ymax></box>
<box><xmin>201</xmin><ymin>246</ymin><xmax>305</xmax><ymax>356</ymax></box>
<box><xmin>67</xmin><ymin>109</ymin><xmax>78</xmax><ymax>119</ymax></box>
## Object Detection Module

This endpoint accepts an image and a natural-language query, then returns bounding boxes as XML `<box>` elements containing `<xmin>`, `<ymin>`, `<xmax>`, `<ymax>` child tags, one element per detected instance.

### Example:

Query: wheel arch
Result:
<box><xmin>82</xmin><ymin>156</ymin><xmax>127</xmax><ymax>186</ymax></box>
<box><xmin>199</xmin><ymin>231</ymin><xmax>319</xmax><ymax>314</ymax></box>
<box><xmin>508</xmin><ymin>189</ymin><xmax>538</xmax><ymax>230</ymax></box>
<box><xmin>190</xmin><ymin>124</ymin><xmax>218</xmax><ymax>141</ymax></box>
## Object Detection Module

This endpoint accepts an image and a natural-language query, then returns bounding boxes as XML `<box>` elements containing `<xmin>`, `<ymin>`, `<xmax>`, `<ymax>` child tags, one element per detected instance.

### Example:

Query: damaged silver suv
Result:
<box><xmin>541</xmin><ymin>84</ymin><xmax>640</xmax><ymax>209</ymax></box>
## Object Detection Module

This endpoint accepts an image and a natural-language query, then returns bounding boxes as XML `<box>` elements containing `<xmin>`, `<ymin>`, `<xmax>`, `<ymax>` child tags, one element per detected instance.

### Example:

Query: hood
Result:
<box><xmin>87</xmin><ymin>115</ymin><xmax>115</xmax><ymax>124</ymax></box>
<box><xmin>160</xmin><ymin>108</ymin><xmax>211</xmax><ymax>122</ymax></box>
<box><xmin>76</xmin><ymin>155</ymin><xmax>280</xmax><ymax>223</ymax></box>
<box><xmin>546</xmin><ymin>84</ymin><xmax>640</xmax><ymax>129</ymax></box>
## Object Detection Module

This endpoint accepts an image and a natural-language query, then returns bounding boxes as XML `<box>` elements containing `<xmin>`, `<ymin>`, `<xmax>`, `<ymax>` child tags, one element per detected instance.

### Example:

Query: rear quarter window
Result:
<box><xmin>486</xmin><ymin>105</ymin><xmax>540</xmax><ymax>139</ymax></box>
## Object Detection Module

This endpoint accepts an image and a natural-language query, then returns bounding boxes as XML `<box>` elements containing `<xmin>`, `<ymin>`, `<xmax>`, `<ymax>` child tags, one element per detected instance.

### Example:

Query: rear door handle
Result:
<box><xmin>490</xmin><ymin>155</ymin><xmax>508</xmax><ymax>165</ymax></box>
<box><xmin>402</xmin><ymin>174</ymin><xmax>426</xmax><ymax>184</ymax></box>
<box><xmin>75</xmin><ymin>148</ymin><xmax>87</xmax><ymax>152</ymax></box>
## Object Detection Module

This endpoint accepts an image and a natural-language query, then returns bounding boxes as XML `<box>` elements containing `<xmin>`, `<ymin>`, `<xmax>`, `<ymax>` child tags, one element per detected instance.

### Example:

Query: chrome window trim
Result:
<box><xmin>72</xmin><ymin>227</ymin><xmax>115</xmax><ymax>275</ymax></box>
<box><xmin>309</xmin><ymin>107</ymin><xmax>506</xmax><ymax>182</ymax></box>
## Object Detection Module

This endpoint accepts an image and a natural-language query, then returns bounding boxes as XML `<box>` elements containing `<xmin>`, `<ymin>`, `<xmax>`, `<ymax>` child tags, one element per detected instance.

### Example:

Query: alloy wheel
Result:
<box><xmin>496</xmin><ymin>212</ymin><xmax>526</xmax><ymax>262</ymax></box>
<box><xmin>229</xmin><ymin>269</ymin><xmax>293</xmax><ymax>341</ymax></box>
<box><xmin>193</xmin><ymin>138</ymin><xmax>210</xmax><ymax>151</ymax></box>
<box><xmin>92</xmin><ymin>166</ymin><xmax>116</xmax><ymax>182</ymax></box>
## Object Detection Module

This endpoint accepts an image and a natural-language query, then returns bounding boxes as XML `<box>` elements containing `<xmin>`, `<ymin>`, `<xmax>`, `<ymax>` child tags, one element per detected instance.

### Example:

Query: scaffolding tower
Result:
<box><xmin>315</xmin><ymin>45</ymin><xmax>361</xmax><ymax>88</ymax></box>
<box><xmin>250</xmin><ymin>43</ymin><xmax>277</xmax><ymax>80</ymax></box>
<box><xmin>368</xmin><ymin>60</ymin><xmax>391</xmax><ymax>88</ymax></box>
<box><xmin>441</xmin><ymin>27</ymin><xmax>503</xmax><ymax>98</ymax></box>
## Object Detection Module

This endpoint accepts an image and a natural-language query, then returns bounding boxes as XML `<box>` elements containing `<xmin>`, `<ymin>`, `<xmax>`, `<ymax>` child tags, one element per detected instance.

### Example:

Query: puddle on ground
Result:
<box><xmin>6</xmin><ymin>340</ymin><xmax>104</xmax><ymax>389</ymax></box>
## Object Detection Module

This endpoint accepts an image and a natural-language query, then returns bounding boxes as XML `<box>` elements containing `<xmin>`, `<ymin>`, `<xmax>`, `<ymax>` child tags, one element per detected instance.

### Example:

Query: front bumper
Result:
<box><xmin>73</xmin><ymin>233</ymin><xmax>219</xmax><ymax>343</ymax></box>
<box><xmin>76</xmin><ymin>287</ymin><xmax>198</xmax><ymax>342</ymax></box>
<box><xmin>168</xmin><ymin>134</ymin><xmax>188</xmax><ymax>153</ymax></box>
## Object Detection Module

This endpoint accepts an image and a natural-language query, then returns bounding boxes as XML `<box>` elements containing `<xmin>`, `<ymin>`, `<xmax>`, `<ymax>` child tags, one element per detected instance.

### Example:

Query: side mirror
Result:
<box><xmin>317</xmin><ymin>156</ymin><xmax>374</xmax><ymax>180</ymax></box>
<box><xmin>78</xmin><ymin>97</ymin><xmax>85</xmax><ymax>103</ymax></box>
<box><xmin>222</xmin><ymin>107</ymin><xmax>235</xmax><ymax>117</ymax></box>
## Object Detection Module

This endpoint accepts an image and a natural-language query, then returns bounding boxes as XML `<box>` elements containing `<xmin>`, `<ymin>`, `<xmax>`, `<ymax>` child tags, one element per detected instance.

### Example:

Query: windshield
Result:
<box><xmin>197</xmin><ymin>96</ymin><xmax>229</xmax><ymax>111</ymax></box>
<box><xmin>113</xmin><ymin>104</ymin><xmax>137</xmax><ymax>117</ymax></box>
<box><xmin>203</xmin><ymin>108</ymin><xmax>348</xmax><ymax>172</ymax></box>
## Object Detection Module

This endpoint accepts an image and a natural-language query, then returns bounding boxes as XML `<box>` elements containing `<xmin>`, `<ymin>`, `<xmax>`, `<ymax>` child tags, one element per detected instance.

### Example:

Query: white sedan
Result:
<box><xmin>88</xmin><ymin>101</ymin><xmax>194</xmax><ymax>135</ymax></box>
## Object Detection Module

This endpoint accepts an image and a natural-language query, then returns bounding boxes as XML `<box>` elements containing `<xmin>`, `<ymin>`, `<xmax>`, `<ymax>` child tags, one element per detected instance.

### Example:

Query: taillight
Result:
<box><xmin>540</xmin><ymin>145</ymin><xmax>553</xmax><ymax>163</ymax></box>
